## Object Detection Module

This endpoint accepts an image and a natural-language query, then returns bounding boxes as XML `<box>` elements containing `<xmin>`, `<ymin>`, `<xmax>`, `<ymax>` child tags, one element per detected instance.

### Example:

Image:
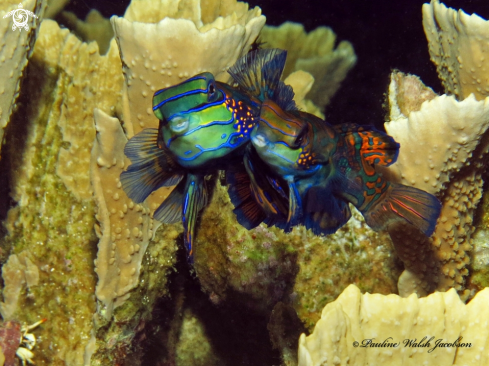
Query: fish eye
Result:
<box><xmin>294</xmin><ymin>127</ymin><xmax>308</xmax><ymax>147</ymax></box>
<box><xmin>207</xmin><ymin>81</ymin><xmax>219</xmax><ymax>102</ymax></box>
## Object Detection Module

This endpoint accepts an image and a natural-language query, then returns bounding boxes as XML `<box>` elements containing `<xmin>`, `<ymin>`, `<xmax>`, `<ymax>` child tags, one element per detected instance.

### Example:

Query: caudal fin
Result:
<box><xmin>363</xmin><ymin>183</ymin><xmax>441</xmax><ymax>236</ymax></box>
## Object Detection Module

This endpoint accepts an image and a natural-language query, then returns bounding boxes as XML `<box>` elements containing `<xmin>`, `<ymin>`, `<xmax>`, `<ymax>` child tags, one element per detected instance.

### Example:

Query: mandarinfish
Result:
<box><xmin>119</xmin><ymin>49</ymin><xmax>291</xmax><ymax>261</ymax></box>
<box><xmin>247</xmin><ymin>97</ymin><xmax>442</xmax><ymax>237</ymax></box>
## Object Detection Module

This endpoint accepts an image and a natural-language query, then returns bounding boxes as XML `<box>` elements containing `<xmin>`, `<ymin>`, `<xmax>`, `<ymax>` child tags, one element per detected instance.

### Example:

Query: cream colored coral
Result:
<box><xmin>91</xmin><ymin>109</ymin><xmax>170</xmax><ymax>318</ymax></box>
<box><xmin>0</xmin><ymin>0</ymin><xmax>44</xmax><ymax>159</ymax></box>
<box><xmin>111</xmin><ymin>0</ymin><xmax>265</xmax><ymax>137</ymax></box>
<box><xmin>259</xmin><ymin>22</ymin><xmax>356</xmax><ymax>109</ymax></box>
<box><xmin>1</xmin><ymin>254</ymin><xmax>26</xmax><ymax>320</ymax></box>
<box><xmin>284</xmin><ymin>70</ymin><xmax>324</xmax><ymax>118</ymax></box>
<box><xmin>45</xmin><ymin>0</ymin><xmax>69</xmax><ymax>19</ymax></box>
<box><xmin>384</xmin><ymin>88</ymin><xmax>489</xmax><ymax>195</ymax></box>
<box><xmin>380</xmin><ymin>71</ymin><xmax>489</xmax><ymax>297</ymax></box>
<box><xmin>9</xmin><ymin>20</ymin><xmax>123</xmax><ymax>204</ymax></box>
<box><xmin>388</xmin><ymin>72</ymin><xmax>436</xmax><ymax>121</ymax></box>
<box><xmin>423</xmin><ymin>0</ymin><xmax>489</xmax><ymax>101</ymax></box>
<box><xmin>0</xmin><ymin>251</ymin><xmax>39</xmax><ymax>320</ymax></box>
<box><xmin>298</xmin><ymin>284</ymin><xmax>489</xmax><ymax>366</ymax></box>
<box><xmin>3</xmin><ymin>19</ymin><xmax>122</xmax><ymax>364</ymax></box>
<box><xmin>59</xmin><ymin>9</ymin><xmax>113</xmax><ymax>54</ymax></box>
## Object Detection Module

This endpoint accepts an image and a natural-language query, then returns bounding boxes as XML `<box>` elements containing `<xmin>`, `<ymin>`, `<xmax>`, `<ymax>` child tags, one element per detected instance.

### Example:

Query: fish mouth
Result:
<box><xmin>169</xmin><ymin>116</ymin><xmax>189</xmax><ymax>133</ymax></box>
<box><xmin>251</xmin><ymin>134</ymin><xmax>267</xmax><ymax>148</ymax></box>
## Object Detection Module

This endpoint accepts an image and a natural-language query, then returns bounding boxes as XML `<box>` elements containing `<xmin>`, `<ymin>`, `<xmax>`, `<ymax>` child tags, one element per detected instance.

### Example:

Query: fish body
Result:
<box><xmin>250</xmin><ymin>99</ymin><xmax>441</xmax><ymax>236</ymax></box>
<box><xmin>153</xmin><ymin>73</ymin><xmax>261</xmax><ymax>169</ymax></box>
<box><xmin>121</xmin><ymin>49</ymin><xmax>291</xmax><ymax>261</ymax></box>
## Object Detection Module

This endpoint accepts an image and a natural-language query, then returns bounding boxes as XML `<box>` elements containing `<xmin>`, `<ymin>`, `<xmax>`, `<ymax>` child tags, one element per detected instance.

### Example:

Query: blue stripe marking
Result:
<box><xmin>173</xmin><ymin>130</ymin><xmax>248</xmax><ymax>161</ymax></box>
<box><xmin>166</xmin><ymin>91</ymin><xmax>225</xmax><ymax>119</ymax></box>
<box><xmin>166</xmin><ymin>115</ymin><xmax>236</xmax><ymax>148</ymax></box>
<box><xmin>259</xmin><ymin>117</ymin><xmax>298</xmax><ymax>137</ymax></box>
<box><xmin>154</xmin><ymin>75</ymin><xmax>207</xmax><ymax>96</ymax></box>
<box><xmin>153</xmin><ymin>88</ymin><xmax>207</xmax><ymax>111</ymax></box>
<box><xmin>265</xmin><ymin>148</ymin><xmax>295</xmax><ymax>164</ymax></box>
<box><xmin>183</xmin><ymin>192</ymin><xmax>189</xmax><ymax>215</ymax></box>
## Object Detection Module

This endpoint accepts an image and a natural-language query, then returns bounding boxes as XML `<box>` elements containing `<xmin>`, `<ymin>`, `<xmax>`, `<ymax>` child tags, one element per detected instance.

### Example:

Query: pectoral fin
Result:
<box><xmin>121</xmin><ymin>128</ymin><xmax>184</xmax><ymax>203</ymax></box>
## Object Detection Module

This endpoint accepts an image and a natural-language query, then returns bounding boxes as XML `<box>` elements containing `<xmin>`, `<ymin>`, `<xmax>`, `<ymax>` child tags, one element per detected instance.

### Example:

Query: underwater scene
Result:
<box><xmin>0</xmin><ymin>0</ymin><xmax>489</xmax><ymax>365</ymax></box>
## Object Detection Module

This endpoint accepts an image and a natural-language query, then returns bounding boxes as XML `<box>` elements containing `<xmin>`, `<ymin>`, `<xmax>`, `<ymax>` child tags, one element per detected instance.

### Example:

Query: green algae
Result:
<box><xmin>1</xmin><ymin>46</ymin><xmax>99</xmax><ymax>365</ymax></box>
<box><xmin>195</xmin><ymin>182</ymin><xmax>401</xmax><ymax>332</ymax></box>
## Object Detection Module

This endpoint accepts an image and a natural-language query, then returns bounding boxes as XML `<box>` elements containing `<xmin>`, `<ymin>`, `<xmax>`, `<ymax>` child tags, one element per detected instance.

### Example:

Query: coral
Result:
<box><xmin>259</xmin><ymin>22</ymin><xmax>356</xmax><ymax>109</ymax></box>
<box><xmin>0</xmin><ymin>0</ymin><xmax>45</xmax><ymax>159</ymax></box>
<box><xmin>284</xmin><ymin>71</ymin><xmax>324</xmax><ymax>118</ymax></box>
<box><xmin>380</xmin><ymin>68</ymin><xmax>489</xmax><ymax>297</ymax></box>
<box><xmin>469</xmin><ymin>190</ymin><xmax>489</xmax><ymax>290</ymax></box>
<box><xmin>298</xmin><ymin>284</ymin><xmax>489</xmax><ymax>366</ymax></box>
<box><xmin>45</xmin><ymin>0</ymin><xmax>69</xmax><ymax>19</ymax></box>
<box><xmin>91</xmin><ymin>222</ymin><xmax>178</xmax><ymax>365</ymax></box>
<box><xmin>0</xmin><ymin>17</ymin><xmax>124</xmax><ymax>364</ymax></box>
<box><xmin>91</xmin><ymin>109</ymin><xmax>167</xmax><ymax>319</ymax></box>
<box><xmin>0</xmin><ymin>0</ymin><xmax>364</xmax><ymax>363</ymax></box>
<box><xmin>59</xmin><ymin>10</ymin><xmax>114</xmax><ymax>55</ymax></box>
<box><xmin>111</xmin><ymin>0</ymin><xmax>265</xmax><ymax>137</ymax></box>
<box><xmin>394</xmin><ymin>0</ymin><xmax>489</xmax><ymax>296</ymax></box>
<box><xmin>174</xmin><ymin>308</ymin><xmax>224</xmax><ymax>366</ymax></box>
<box><xmin>0</xmin><ymin>251</ymin><xmax>39</xmax><ymax>320</ymax></box>
<box><xmin>423</xmin><ymin>0</ymin><xmax>489</xmax><ymax>101</ymax></box>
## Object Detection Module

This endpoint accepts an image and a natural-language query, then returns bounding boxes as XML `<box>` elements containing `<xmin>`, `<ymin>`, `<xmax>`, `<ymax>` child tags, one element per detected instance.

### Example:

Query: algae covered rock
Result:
<box><xmin>194</xmin><ymin>183</ymin><xmax>400</xmax><ymax>331</ymax></box>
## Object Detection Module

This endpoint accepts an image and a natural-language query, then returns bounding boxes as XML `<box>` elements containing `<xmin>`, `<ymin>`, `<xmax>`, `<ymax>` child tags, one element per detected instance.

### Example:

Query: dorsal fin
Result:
<box><xmin>228</xmin><ymin>49</ymin><xmax>297</xmax><ymax>111</ymax></box>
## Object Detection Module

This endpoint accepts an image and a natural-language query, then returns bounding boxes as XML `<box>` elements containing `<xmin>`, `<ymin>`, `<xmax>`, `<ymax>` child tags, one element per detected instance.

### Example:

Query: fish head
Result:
<box><xmin>153</xmin><ymin>73</ymin><xmax>257</xmax><ymax>168</ymax></box>
<box><xmin>251</xmin><ymin>100</ymin><xmax>319</xmax><ymax>177</ymax></box>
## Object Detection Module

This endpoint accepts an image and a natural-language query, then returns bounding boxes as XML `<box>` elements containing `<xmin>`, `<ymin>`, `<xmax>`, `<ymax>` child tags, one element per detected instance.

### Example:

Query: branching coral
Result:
<box><xmin>91</xmin><ymin>109</ymin><xmax>155</xmax><ymax>318</ymax></box>
<box><xmin>298</xmin><ymin>284</ymin><xmax>489</xmax><ymax>366</ymax></box>
<box><xmin>259</xmin><ymin>22</ymin><xmax>356</xmax><ymax>110</ymax></box>
<box><xmin>0</xmin><ymin>17</ymin><xmax>127</xmax><ymax>364</ymax></box>
<box><xmin>0</xmin><ymin>0</ymin><xmax>45</xmax><ymax>159</ymax></box>
<box><xmin>111</xmin><ymin>0</ymin><xmax>265</xmax><ymax>137</ymax></box>
<box><xmin>423</xmin><ymin>0</ymin><xmax>489</xmax><ymax>101</ymax></box>
<box><xmin>377</xmin><ymin>0</ymin><xmax>489</xmax><ymax>298</ymax></box>
<box><xmin>382</xmin><ymin>72</ymin><xmax>489</xmax><ymax>297</ymax></box>
<box><xmin>59</xmin><ymin>9</ymin><xmax>113</xmax><ymax>55</ymax></box>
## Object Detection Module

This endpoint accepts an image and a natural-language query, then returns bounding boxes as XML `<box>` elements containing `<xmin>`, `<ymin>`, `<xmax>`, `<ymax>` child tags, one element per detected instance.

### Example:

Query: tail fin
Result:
<box><xmin>363</xmin><ymin>183</ymin><xmax>441</xmax><ymax>236</ymax></box>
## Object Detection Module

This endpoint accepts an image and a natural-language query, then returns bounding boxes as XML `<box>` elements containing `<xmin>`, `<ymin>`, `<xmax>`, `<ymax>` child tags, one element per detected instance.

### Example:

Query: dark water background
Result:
<box><xmin>65</xmin><ymin>0</ymin><xmax>489</xmax><ymax>129</ymax></box>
